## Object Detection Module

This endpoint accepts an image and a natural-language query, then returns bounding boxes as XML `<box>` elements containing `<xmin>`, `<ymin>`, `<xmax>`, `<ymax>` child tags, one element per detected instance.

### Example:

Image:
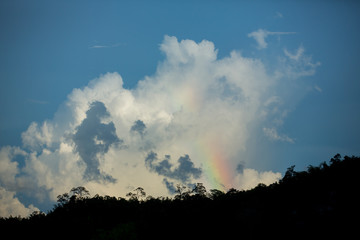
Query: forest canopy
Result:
<box><xmin>1</xmin><ymin>154</ymin><xmax>359</xmax><ymax>239</ymax></box>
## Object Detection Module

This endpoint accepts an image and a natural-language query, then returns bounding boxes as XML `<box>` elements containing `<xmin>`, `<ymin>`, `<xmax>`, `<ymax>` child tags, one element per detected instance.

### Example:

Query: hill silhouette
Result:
<box><xmin>1</xmin><ymin>154</ymin><xmax>359</xmax><ymax>239</ymax></box>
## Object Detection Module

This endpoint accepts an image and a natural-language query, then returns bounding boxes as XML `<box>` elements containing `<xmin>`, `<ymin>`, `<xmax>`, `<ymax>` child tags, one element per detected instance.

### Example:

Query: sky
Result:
<box><xmin>0</xmin><ymin>0</ymin><xmax>360</xmax><ymax>216</ymax></box>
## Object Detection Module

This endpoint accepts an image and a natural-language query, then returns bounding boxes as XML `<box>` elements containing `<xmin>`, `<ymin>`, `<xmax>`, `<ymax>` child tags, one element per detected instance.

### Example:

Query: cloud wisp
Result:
<box><xmin>88</xmin><ymin>42</ymin><xmax>125</xmax><ymax>49</ymax></box>
<box><xmin>263</xmin><ymin>127</ymin><xmax>295</xmax><ymax>143</ymax></box>
<box><xmin>248</xmin><ymin>29</ymin><xmax>296</xmax><ymax>49</ymax></box>
<box><xmin>0</xmin><ymin>34</ymin><xmax>319</xmax><ymax>217</ymax></box>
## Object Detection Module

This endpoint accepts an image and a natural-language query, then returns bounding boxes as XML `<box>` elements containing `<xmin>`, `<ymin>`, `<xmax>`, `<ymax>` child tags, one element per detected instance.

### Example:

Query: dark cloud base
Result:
<box><xmin>72</xmin><ymin>101</ymin><xmax>121</xmax><ymax>183</ymax></box>
<box><xmin>130</xmin><ymin>120</ymin><xmax>146</xmax><ymax>137</ymax></box>
<box><xmin>145</xmin><ymin>151</ymin><xmax>202</xmax><ymax>193</ymax></box>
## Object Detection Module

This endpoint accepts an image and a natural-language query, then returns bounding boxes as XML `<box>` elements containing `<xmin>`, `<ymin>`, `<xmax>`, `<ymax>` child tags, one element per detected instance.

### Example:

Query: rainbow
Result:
<box><xmin>195</xmin><ymin>138</ymin><xmax>233</xmax><ymax>191</ymax></box>
<box><xmin>172</xmin><ymin>83</ymin><xmax>233</xmax><ymax>191</ymax></box>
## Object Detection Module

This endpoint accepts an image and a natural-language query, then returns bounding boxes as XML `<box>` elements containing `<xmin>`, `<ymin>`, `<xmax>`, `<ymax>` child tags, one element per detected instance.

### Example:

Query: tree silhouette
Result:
<box><xmin>70</xmin><ymin>186</ymin><xmax>90</xmax><ymax>199</ymax></box>
<box><xmin>174</xmin><ymin>184</ymin><xmax>191</xmax><ymax>200</ymax></box>
<box><xmin>209</xmin><ymin>189</ymin><xmax>225</xmax><ymax>199</ymax></box>
<box><xmin>56</xmin><ymin>192</ymin><xmax>70</xmax><ymax>206</ymax></box>
<box><xmin>126</xmin><ymin>187</ymin><xmax>146</xmax><ymax>201</ymax></box>
<box><xmin>282</xmin><ymin>165</ymin><xmax>296</xmax><ymax>182</ymax></box>
<box><xmin>56</xmin><ymin>186</ymin><xmax>90</xmax><ymax>207</ymax></box>
<box><xmin>192</xmin><ymin>183</ymin><xmax>207</xmax><ymax>197</ymax></box>
<box><xmin>1</xmin><ymin>154</ymin><xmax>359</xmax><ymax>240</ymax></box>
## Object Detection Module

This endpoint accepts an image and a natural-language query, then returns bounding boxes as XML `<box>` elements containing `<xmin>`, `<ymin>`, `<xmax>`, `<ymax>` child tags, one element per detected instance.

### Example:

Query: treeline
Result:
<box><xmin>1</xmin><ymin>154</ymin><xmax>359</xmax><ymax>239</ymax></box>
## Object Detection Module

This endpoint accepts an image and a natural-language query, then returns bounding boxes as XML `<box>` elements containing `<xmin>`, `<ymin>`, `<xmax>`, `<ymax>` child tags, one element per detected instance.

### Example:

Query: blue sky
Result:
<box><xmin>0</xmin><ymin>0</ymin><xmax>360</xmax><ymax>215</ymax></box>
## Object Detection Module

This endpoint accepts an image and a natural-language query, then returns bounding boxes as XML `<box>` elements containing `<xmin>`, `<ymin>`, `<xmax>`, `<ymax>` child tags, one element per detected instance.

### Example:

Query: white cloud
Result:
<box><xmin>284</xmin><ymin>45</ymin><xmax>305</xmax><ymax>61</ymax></box>
<box><xmin>0</xmin><ymin>146</ymin><xmax>25</xmax><ymax>189</ymax></box>
<box><xmin>263</xmin><ymin>127</ymin><xmax>294</xmax><ymax>143</ymax></box>
<box><xmin>281</xmin><ymin>45</ymin><xmax>321</xmax><ymax>78</ymax></box>
<box><xmin>22</xmin><ymin>122</ymin><xmax>54</xmax><ymax>150</ymax></box>
<box><xmin>22</xmin><ymin>145</ymin><xmax>85</xmax><ymax>202</ymax></box>
<box><xmin>0</xmin><ymin>34</ymin><xmax>320</xmax><ymax>216</ymax></box>
<box><xmin>248</xmin><ymin>29</ymin><xmax>296</xmax><ymax>49</ymax></box>
<box><xmin>275</xmin><ymin>12</ymin><xmax>283</xmax><ymax>18</ymax></box>
<box><xmin>89</xmin><ymin>45</ymin><xmax>108</xmax><ymax>49</ymax></box>
<box><xmin>248</xmin><ymin>29</ymin><xmax>269</xmax><ymax>49</ymax></box>
<box><xmin>234</xmin><ymin>168</ymin><xmax>282</xmax><ymax>190</ymax></box>
<box><xmin>89</xmin><ymin>42</ymin><xmax>124</xmax><ymax>49</ymax></box>
<box><xmin>0</xmin><ymin>186</ymin><xmax>39</xmax><ymax>217</ymax></box>
<box><xmin>0</xmin><ymin>147</ymin><xmax>40</xmax><ymax>217</ymax></box>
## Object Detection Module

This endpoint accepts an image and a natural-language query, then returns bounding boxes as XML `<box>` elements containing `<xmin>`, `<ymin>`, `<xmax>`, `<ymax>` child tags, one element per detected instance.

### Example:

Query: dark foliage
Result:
<box><xmin>1</xmin><ymin>154</ymin><xmax>359</xmax><ymax>239</ymax></box>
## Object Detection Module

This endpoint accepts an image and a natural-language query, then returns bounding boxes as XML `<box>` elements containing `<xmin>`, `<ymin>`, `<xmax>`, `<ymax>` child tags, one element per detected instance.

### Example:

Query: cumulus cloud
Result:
<box><xmin>233</xmin><ymin>161</ymin><xmax>281</xmax><ymax>190</ymax></box>
<box><xmin>0</xmin><ymin>187</ymin><xmax>39</xmax><ymax>217</ymax></box>
<box><xmin>0</xmin><ymin>34</ymin><xmax>320</xmax><ymax>216</ymax></box>
<box><xmin>22</xmin><ymin>122</ymin><xmax>54</xmax><ymax>150</ymax></box>
<box><xmin>248</xmin><ymin>29</ymin><xmax>296</xmax><ymax>49</ymax></box>
<box><xmin>234</xmin><ymin>168</ymin><xmax>282</xmax><ymax>190</ymax></box>
<box><xmin>0</xmin><ymin>146</ymin><xmax>22</xmax><ymax>188</ymax></box>
<box><xmin>0</xmin><ymin>147</ymin><xmax>39</xmax><ymax>217</ymax></box>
